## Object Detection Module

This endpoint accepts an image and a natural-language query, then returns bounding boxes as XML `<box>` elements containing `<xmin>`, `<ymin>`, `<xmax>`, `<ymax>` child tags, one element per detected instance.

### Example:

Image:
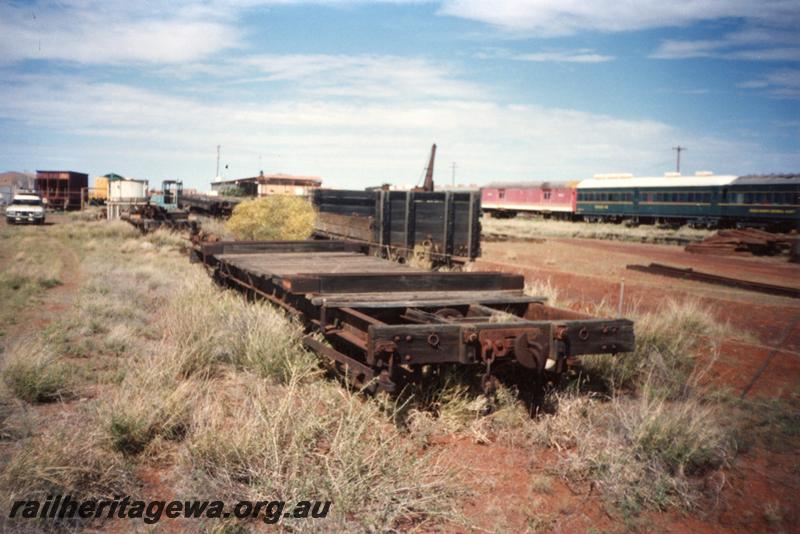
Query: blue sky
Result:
<box><xmin>0</xmin><ymin>0</ymin><xmax>798</xmax><ymax>191</ymax></box>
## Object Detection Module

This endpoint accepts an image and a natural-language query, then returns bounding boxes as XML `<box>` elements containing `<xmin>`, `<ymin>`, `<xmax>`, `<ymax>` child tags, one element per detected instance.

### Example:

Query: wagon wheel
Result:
<box><xmin>514</xmin><ymin>333</ymin><xmax>548</xmax><ymax>373</ymax></box>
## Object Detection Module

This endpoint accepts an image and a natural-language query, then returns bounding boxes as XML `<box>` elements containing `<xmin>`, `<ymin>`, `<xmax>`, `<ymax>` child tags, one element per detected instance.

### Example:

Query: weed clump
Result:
<box><xmin>184</xmin><ymin>374</ymin><xmax>460</xmax><ymax>530</ymax></box>
<box><xmin>2</xmin><ymin>341</ymin><xmax>75</xmax><ymax>403</ymax></box>
<box><xmin>0</xmin><ymin>414</ymin><xmax>134</xmax><ymax>510</ymax></box>
<box><xmin>226</xmin><ymin>195</ymin><xmax>315</xmax><ymax>240</ymax></box>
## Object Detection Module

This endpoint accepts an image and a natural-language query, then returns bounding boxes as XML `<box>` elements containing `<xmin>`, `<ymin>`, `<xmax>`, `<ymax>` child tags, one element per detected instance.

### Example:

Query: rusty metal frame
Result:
<box><xmin>201</xmin><ymin>240</ymin><xmax>635</xmax><ymax>392</ymax></box>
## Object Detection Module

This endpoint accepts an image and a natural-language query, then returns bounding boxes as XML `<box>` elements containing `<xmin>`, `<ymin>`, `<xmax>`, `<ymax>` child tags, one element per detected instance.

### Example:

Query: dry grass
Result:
<box><xmin>0</xmin><ymin>232</ymin><xmax>66</xmax><ymax>336</ymax></box>
<box><xmin>483</xmin><ymin>216</ymin><xmax>713</xmax><ymax>245</ymax></box>
<box><xmin>2</xmin><ymin>340</ymin><xmax>75</xmax><ymax>403</ymax></box>
<box><xmin>524</xmin><ymin>278</ymin><xmax>563</xmax><ymax>306</ymax></box>
<box><xmin>183</xmin><ymin>372</ymin><xmax>460</xmax><ymax>530</ymax></box>
<box><xmin>145</xmin><ymin>228</ymin><xmax>189</xmax><ymax>250</ymax></box>
<box><xmin>580</xmin><ymin>298</ymin><xmax>727</xmax><ymax>397</ymax></box>
<box><xmin>68</xmin><ymin>206</ymin><xmax>105</xmax><ymax>221</ymax></box>
<box><xmin>194</xmin><ymin>215</ymin><xmax>234</xmax><ymax>240</ymax></box>
<box><xmin>393</xmin><ymin>299</ymin><xmax>750</xmax><ymax>520</ymax></box>
<box><xmin>163</xmin><ymin>277</ymin><xmax>319</xmax><ymax>382</ymax></box>
<box><xmin>226</xmin><ymin>195</ymin><xmax>316</xmax><ymax>240</ymax></box>
<box><xmin>0</xmin><ymin>216</ymin><xmax>793</xmax><ymax>531</ymax></box>
<box><xmin>0</xmin><ymin>412</ymin><xmax>135</xmax><ymax>529</ymax></box>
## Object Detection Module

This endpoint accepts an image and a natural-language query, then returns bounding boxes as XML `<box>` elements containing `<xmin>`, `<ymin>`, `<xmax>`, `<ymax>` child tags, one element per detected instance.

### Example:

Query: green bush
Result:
<box><xmin>225</xmin><ymin>196</ymin><xmax>315</xmax><ymax>241</ymax></box>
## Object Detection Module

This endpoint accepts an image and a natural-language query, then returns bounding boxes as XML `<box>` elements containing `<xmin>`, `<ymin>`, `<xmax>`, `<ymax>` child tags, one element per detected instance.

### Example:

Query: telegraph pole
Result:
<box><xmin>216</xmin><ymin>145</ymin><xmax>221</xmax><ymax>179</ymax></box>
<box><xmin>672</xmin><ymin>145</ymin><xmax>687</xmax><ymax>174</ymax></box>
<box><xmin>451</xmin><ymin>162</ymin><xmax>456</xmax><ymax>187</ymax></box>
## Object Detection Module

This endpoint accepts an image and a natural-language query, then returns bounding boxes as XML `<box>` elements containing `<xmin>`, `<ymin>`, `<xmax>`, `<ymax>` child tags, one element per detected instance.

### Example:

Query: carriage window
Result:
<box><xmin>703</xmin><ymin>193</ymin><xmax>711</xmax><ymax>203</ymax></box>
<box><xmin>498</xmin><ymin>189</ymin><xmax>505</xmax><ymax>199</ymax></box>
<box><xmin>543</xmin><ymin>190</ymin><xmax>551</xmax><ymax>200</ymax></box>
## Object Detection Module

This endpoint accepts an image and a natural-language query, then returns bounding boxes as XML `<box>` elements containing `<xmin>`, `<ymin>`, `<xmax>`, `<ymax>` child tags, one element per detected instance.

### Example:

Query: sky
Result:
<box><xmin>0</xmin><ymin>0</ymin><xmax>799</xmax><ymax>191</ymax></box>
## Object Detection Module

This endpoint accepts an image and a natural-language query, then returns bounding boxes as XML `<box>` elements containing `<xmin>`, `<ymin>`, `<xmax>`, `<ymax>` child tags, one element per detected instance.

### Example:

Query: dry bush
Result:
<box><xmin>398</xmin><ymin>370</ymin><xmax>529</xmax><ymax>447</ymax></box>
<box><xmin>195</xmin><ymin>216</ymin><xmax>234</xmax><ymax>240</ymax></box>
<box><xmin>524</xmin><ymin>278</ymin><xmax>562</xmax><ymax>306</ymax></box>
<box><xmin>0</xmin><ymin>412</ymin><xmax>135</xmax><ymax>528</ymax></box>
<box><xmin>105</xmin><ymin>364</ymin><xmax>199</xmax><ymax>455</ymax></box>
<box><xmin>2</xmin><ymin>340</ymin><xmax>75</xmax><ymax>403</ymax></box>
<box><xmin>145</xmin><ymin>228</ymin><xmax>188</xmax><ymax>250</ymax></box>
<box><xmin>51</xmin><ymin>220</ymin><xmax>140</xmax><ymax>241</ymax></box>
<box><xmin>183</xmin><ymin>373</ymin><xmax>461</xmax><ymax>530</ymax></box>
<box><xmin>0</xmin><ymin>382</ymin><xmax>33</xmax><ymax>441</ymax></box>
<box><xmin>537</xmin><ymin>384</ymin><xmax>733</xmax><ymax>516</ymax></box>
<box><xmin>68</xmin><ymin>206</ymin><xmax>105</xmax><ymax>221</ymax></box>
<box><xmin>226</xmin><ymin>195</ymin><xmax>315</xmax><ymax>240</ymax></box>
<box><xmin>409</xmin><ymin>243</ymin><xmax>434</xmax><ymax>270</ymax></box>
<box><xmin>580</xmin><ymin>298</ymin><xmax>725</xmax><ymax>397</ymax></box>
<box><xmin>164</xmin><ymin>277</ymin><xmax>318</xmax><ymax>382</ymax></box>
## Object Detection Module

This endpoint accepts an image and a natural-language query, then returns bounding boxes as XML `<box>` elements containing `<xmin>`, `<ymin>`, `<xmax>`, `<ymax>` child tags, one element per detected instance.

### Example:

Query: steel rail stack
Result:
<box><xmin>195</xmin><ymin>239</ymin><xmax>635</xmax><ymax>393</ymax></box>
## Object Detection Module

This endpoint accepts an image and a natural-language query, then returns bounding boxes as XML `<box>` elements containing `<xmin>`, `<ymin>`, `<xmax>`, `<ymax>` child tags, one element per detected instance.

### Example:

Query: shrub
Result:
<box><xmin>2</xmin><ymin>341</ymin><xmax>74</xmax><ymax>403</ymax></box>
<box><xmin>580</xmin><ymin>299</ymin><xmax>724</xmax><ymax>397</ymax></box>
<box><xmin>164</xmin><ymin>278</ymin><xmax>318</xmax><ymax>382</ymax></box>
<box><xmin>106</xmin><ymin>370</ymin><xmax>197</xmax><ymax>455</ymax></box>
<box><xmin>225</xmin><ymin>195</ymin><xmax>315</xmax><ymax>241</ymax></box>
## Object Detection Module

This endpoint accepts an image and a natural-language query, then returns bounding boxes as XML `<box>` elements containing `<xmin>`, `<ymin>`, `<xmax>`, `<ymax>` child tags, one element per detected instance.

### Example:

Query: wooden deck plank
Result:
<box><xmin>217</xmin><ymin>251</ymin><xmax>416</xmax><ymax>277</ymax></box>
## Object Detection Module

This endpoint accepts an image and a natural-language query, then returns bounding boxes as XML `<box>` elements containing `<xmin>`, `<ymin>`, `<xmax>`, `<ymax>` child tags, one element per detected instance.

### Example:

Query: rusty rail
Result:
<box><xmin>626</xmin><ymin>262</ymin><xmax>800</xmax><ymax>299</ymax></box>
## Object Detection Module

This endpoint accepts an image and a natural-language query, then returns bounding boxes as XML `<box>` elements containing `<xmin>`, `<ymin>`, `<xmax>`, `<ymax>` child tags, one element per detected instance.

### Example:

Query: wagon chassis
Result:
<box><xmin>196</xmin><ymin>239</ymin><xmax>634</xmax><ymax>393</ymax></box>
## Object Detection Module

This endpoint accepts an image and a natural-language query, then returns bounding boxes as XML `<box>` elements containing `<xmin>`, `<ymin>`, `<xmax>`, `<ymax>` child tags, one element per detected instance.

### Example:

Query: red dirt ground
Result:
<box><xmin>3</xmin><ymin>220</ymin><xmax>797</xmax><ymax>532</ymax></box>
<box><xmin>449</xmin><ymin>236</ymin><xmax>800</xmax><ymax>533</ymax></box>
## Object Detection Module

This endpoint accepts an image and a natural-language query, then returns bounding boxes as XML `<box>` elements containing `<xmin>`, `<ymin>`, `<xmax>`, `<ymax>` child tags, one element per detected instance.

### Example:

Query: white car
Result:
<box><xmin>6</xmin><ymin>193</ymin><xmax>46</xmax><ymax>225</ymax></box>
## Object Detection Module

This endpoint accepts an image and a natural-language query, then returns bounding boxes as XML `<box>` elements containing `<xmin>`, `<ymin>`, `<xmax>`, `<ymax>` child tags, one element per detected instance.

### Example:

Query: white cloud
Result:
<box><xmin>438</xmin><ymin>0</ymin><xmax>800</xmax><ymax>36</ymax></box>
<box><xmin>652</xmin><ymin>28</ymin><xmax>800</xmax><ymax>61</ymax></box>
<box><xmin>0</xmin><ymin>1</ymin><xmax>238</xmax><ymax>64</ymax></box>
<box><xmin>2</xmin><ymin>74</ymin><xmax>795</xmax><ymax>190</ymax></box>
<box><xmin>475</xmin><ymin>47</ymin><xmax>613</xmax><ymax>63</ymax></box>
<box><xmin>738</xmin><ymin>69</ymin><xmax>800</xmax><ymax>98</ymax></box>
<box><xmin>237</xmin><ymin>54</ymin><xmax>487</xmax><ymax>99</ymax></box>
<box><xmin>512</xmin><ymin>50</ymin><xmax>613</xmax><ymax>63</ymax></box>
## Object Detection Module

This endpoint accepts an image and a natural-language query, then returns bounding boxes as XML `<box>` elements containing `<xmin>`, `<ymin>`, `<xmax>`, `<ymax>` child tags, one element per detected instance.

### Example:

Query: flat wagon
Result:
<box><xmin>195</xmin><ymin>239</ymin><xmax>635</xmax><ymax>393</ymax></box>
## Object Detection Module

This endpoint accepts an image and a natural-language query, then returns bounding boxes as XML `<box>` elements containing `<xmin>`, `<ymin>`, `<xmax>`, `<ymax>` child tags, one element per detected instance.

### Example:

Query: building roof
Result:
<box><xmin>36</xmin><ymin>170</ymin><xmax>88</xmax><ymax>175</ymax></box>
<box><xmin>214</xmin><ymin>173</ymin><xmax>322</xmax><ymax>186</ymax></box>
<box><xmin>732</xmin><ymin>174</ymin><xmax>800</xmax><ymax>186</ymax></box>
<box><xmin>484</xmin><ymin>180</ymin><xmax>577</xmax><ymax>189</ymax></box>
<box><xmin>577</xmin><ymin>175</ymin><xmax>739</xmax><ymax>189</ymax></box>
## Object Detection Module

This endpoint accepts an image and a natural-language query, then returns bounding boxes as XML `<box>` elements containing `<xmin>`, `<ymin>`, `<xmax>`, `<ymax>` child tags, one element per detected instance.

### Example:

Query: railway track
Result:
<box><xmin>194</xmin><ymin>239</ymin><xmax>635</xmax><ymax>393</ymax></box>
